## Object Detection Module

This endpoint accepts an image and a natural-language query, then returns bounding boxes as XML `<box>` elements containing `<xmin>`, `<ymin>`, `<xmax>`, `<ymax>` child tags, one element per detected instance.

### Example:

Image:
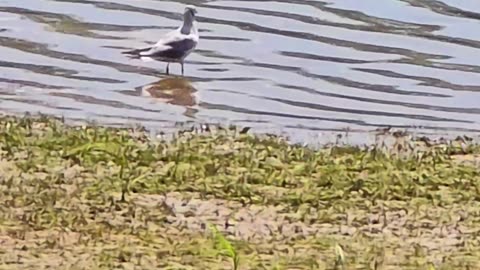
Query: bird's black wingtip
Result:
<box><xmin>121</xmin><ymin>50</ymin><xmax>137</xmax><ymax>55</ymax></box>
<box><xmin>121</xmin><ymin>48</ymin><xmax>146</xmax><ymax>59</ymax></box>
<box><xmin>122</xmin><ymin>47</ymin><xmax>151</xmax><ymax>55</ymax></box>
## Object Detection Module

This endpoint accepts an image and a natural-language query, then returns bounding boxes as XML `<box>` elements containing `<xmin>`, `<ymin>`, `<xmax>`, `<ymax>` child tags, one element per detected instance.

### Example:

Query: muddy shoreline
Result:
<box><xmin>0</xmin><ymin>115</ymin><xmax>479</xmax><ymax>269</ymax></box>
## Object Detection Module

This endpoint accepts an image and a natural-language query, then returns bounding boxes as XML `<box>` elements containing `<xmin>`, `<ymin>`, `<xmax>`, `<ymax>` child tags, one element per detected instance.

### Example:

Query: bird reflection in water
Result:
<box><xmin>141</xmin><ymin>76</ymin><xmax>198</xmax><ymax>118</ymax></box>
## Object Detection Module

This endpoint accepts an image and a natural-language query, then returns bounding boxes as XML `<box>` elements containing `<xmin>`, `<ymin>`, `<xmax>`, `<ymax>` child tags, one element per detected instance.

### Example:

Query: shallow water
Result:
<box><xmin>2</xmin><ymin>0</ymin><xmax>480</xmax><ymax>143</ymax></box>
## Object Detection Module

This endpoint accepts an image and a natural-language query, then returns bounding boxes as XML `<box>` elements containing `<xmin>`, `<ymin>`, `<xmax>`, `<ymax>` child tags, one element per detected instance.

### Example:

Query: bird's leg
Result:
<box><xmin>181</xmin><ymin>62</ymin><xmax>184</xmax><ymax>76</ymax></box>
<box><xmin>166</xmin><ymin>63</ymin><xmax>170</xmax><ymax>75</ymax></box>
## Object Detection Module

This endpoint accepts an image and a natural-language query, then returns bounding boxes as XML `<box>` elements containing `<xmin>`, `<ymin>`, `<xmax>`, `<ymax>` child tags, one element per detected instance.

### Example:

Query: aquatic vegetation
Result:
<box><xmin>0</xmin><ymin>115</ymin><xmax>479</xmax><ymax>269</ymax></box>
<box><xmin>210</xmin><ymin>224</ymin><xmax>240</xmax><ymax>270</ymax></box>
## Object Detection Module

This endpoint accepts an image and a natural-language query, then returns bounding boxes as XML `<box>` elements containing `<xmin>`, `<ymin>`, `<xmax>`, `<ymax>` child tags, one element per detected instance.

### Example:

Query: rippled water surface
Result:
<box><xmin>2</xmin><ymin>0</ymin><xmax>480</xmax><ymax>142</ymax></box>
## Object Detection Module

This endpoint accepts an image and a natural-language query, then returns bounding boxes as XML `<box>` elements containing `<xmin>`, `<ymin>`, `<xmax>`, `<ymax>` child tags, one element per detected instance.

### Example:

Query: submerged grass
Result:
<box><xmin>0</xmin><ymin>115</ymin><xmax>479</xmax><ymax>269</ymax></box>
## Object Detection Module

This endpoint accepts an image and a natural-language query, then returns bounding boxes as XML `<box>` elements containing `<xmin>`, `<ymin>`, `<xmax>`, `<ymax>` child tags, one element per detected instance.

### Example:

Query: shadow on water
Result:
<box><xmin>2</xmin><ymin>0</ymin><xmax>480</xmax><ymax>143</ymax></box>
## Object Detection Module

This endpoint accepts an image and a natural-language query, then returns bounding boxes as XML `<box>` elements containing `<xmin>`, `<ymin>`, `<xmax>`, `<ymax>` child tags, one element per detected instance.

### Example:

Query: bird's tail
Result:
<box><xmin>122</xmin><ymin>47</ymin><xmax>151</xmax><ymax>59</ymax></box>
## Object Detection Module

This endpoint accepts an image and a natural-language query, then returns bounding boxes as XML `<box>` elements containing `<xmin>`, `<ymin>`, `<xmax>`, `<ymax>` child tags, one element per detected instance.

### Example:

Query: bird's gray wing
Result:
<box><xmin>122</xmin><ymin>29</ymin><xmax>180</xmax><ymax>57</ymax></box>
<box><xmin>141</xmin><ymin>36</ymin><xmax>197</xmax><ymax>60</ymax></box>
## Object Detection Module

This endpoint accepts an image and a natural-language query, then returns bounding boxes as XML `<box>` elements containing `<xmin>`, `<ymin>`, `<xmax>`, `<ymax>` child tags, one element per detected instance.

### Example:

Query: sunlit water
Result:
<box><xmin>2</xmin><ymin>0</ymin><xmax>480</xmax><ymax>144</ymax></box>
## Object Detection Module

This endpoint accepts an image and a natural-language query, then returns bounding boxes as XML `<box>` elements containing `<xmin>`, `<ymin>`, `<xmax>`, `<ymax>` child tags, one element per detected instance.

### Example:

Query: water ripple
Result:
<box><xmin>1</xmin><ymin>0</ymin><xmax>480</xmax><ymax>142</ymax></box>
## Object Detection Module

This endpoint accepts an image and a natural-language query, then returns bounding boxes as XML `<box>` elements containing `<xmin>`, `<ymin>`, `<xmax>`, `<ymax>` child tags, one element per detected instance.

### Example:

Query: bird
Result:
<box><xmin>122</xmin><ymin>5</ymin><xmax>199</xmax><ymax>76</ymax></box>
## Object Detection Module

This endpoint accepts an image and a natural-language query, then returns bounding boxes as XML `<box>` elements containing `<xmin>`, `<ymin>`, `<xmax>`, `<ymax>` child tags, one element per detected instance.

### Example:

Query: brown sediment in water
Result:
<box><xmin>142</xmin><ymin>77</ymin><xmax>197</xmax><ymax>107</ymax></box>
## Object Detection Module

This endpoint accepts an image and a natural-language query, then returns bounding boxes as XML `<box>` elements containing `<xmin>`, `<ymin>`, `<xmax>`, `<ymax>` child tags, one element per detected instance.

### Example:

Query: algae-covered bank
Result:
<box><xmin>0</xmin><ymin>116</ymin><xmax>479</xmax><ymax>269</ymax></box>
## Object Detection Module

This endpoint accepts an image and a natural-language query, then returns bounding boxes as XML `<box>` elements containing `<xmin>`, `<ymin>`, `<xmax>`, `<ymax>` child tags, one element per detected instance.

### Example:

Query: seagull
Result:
<box><xmin>122</xmin><ymin>5</ymin><xmax>199</xmax><ymax>76</ymax></box>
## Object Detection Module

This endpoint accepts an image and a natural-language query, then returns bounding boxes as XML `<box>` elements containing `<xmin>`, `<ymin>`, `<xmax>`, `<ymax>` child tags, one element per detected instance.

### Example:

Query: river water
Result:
<box><xmin>1</xmin><ymin>0</ymin><xmax>480</xmax><ymax>143</ymax></box>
